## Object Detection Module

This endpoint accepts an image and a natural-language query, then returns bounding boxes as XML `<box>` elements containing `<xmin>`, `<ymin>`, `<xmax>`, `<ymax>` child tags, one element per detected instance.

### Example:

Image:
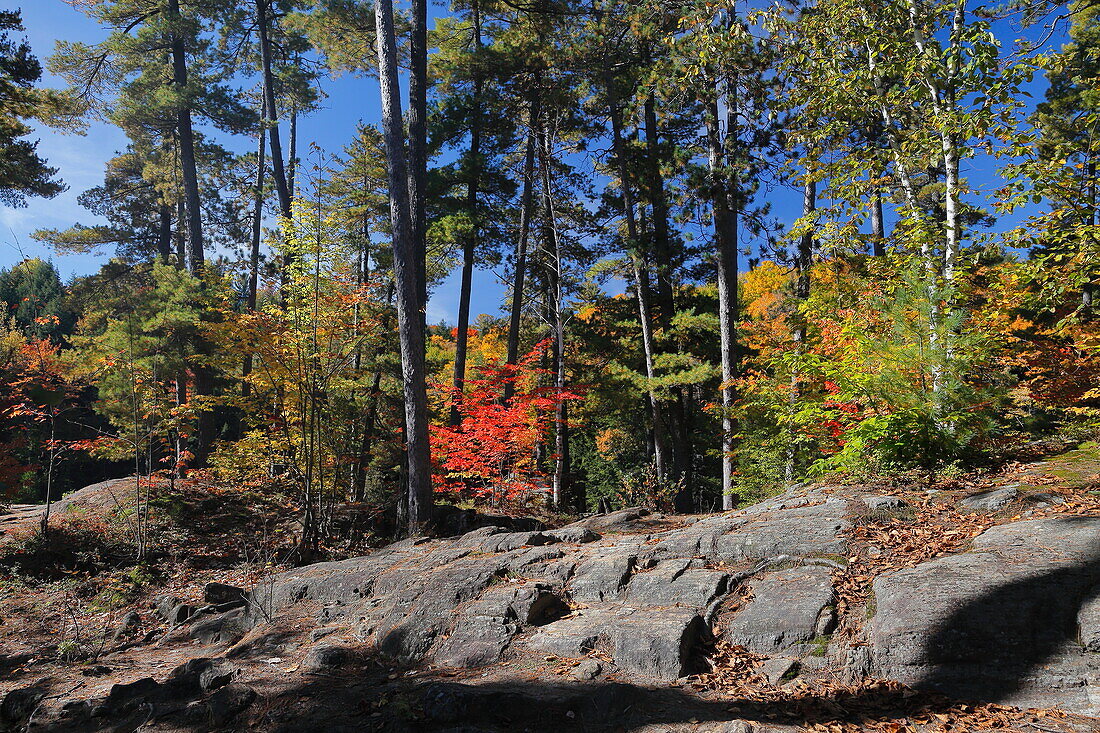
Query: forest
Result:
<box><xmin>0</xmin><ymin>0</ymin><xmax>1097</xmax><ymax>551</ymax></box>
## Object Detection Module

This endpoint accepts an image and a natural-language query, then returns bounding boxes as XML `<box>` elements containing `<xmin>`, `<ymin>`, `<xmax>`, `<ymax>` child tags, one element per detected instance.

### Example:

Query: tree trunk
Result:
<box><xmin>375</xmin><ymin>0</ymin><xmax>433</xmax><ymax>534</ymax></box>
<box><xmin>503</xmin><ymin>97</ymin><xmax>540</xmax><ymax>404</ymax></box>
<box><xmin>870</xmin><ymin>185</ymin><xmax>885</xmax><ymax>256</ymax></box>
<box><xmin>243</xmin><ymin>94</ymin><xmax>267</xmax><ymax>399</ymax></box>
<box><xmin>288</xmin><ymin>104</ymin><xmax>297</xmax><ymax>202</ymax></box>
<box><xmin>706</xmin><ymin>97</ymin><xmax>739</xmax><ymax>511</ymax></box>
<box><xmin>157</xmin><ymin>203</ymin><xmax>172</xmax><ymax>263</ymax></box>
<box><xmin>1085</xmin><ymin>158</ymin><xmax>1096</xmax><ymax>307</ymax></box>
<box><xmin>256</xmin><ymin>0</ymin><xmax>291</xmax><ymax>220</ymax></box>
<box><xmin>409</xmin><ymin>0</ymin><xmax>429</xmax><ymax>327</ymax></box>
<box><xmin>607</xmin><ymin>86</ymin><xmax>669</xmax><ymax>489</ymax></box>
<box><xmin>539</xmin><ymin>128</ymin><xmax>569</xmax><ymax>509</ymax></box>
<box><xmin>786</xmin><ymin>177</ymin><xmax>815</xmax><ymax>483</ymax></box>
<box><xmin>168</xmin><ymin>0</ymin><xmax>203</xmax><ymax>274</ymax></box>
<box><xmin>941</xmin><ymin>132</ymin><xmax>960</xmax><ymax>285</ymax></box>
<box><xmin>643</xmin><ymin>94</ymin><xmax>692</xmax><ymax>509</ymax></box>
<box><xmin>643</xmin><ymin>96</ymin><xmax>675</xmax><ymax>324</ymax></box>
<box><xmin>256</xmin><ymin>0</ymin><xmax>291</xmax><ymax>222</ymax></box>
<box><xmin>173</xmin><ymin>197</ymin><xmax>184</xmax><ymax>265</ymax></box>
<box><xmin>451</xmin><ymin>0</ymin><xmax>483</xmax><ymax>426</ymax></box>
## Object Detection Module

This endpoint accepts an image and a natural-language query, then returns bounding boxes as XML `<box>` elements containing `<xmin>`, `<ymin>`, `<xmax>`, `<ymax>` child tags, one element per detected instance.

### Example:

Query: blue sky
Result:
<box><xmin>0</xmin><ymin>0</ymin><xmax>495</xmax><ymax>325</ymax></box>
<box><xmin>0</xmin><ymin>1</ymin><xmax>1070</xmax><ymax>324</ymax></box>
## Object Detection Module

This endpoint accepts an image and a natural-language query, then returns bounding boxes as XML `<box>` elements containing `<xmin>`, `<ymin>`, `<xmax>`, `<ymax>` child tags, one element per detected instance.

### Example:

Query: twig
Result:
<box><xmin>1026</xmin><ymin>722</ymin><xmax>1066</xmax><ymax>733</ymax></box>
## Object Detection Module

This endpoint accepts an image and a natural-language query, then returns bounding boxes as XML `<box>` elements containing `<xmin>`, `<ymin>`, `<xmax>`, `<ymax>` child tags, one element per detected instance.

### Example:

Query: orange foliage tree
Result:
<box><xmin>430</xmin><ymin>339</ymin><xmax>580</xmax><ymax>506</ymax></box>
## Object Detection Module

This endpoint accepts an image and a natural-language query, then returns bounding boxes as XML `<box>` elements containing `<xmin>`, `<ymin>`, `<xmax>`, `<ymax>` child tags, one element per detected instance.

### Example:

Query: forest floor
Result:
<box><xmin>1</xmin><ymin>441</ymin><xmax>1100</xmax><ymax>732</ymax></box>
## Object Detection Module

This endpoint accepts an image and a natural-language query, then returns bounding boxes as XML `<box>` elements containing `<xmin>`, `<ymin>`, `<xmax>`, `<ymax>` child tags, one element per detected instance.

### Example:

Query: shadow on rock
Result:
<box><xmin>918</xmin><ymin>554</ymin><xmax>1100</xmax><ymax>703</ymax></box>
<box><xmin>256</xmin><ymin>675</ymin><xmax>1057</xmax><ymax>733</ymax></box>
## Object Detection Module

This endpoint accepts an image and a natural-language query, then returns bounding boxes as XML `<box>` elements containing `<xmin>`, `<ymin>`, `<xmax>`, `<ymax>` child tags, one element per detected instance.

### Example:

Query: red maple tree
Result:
<box><xmin>430</xmin><ymin>339</ymin><xmax>580</xmax><ymax>505</ymax></box>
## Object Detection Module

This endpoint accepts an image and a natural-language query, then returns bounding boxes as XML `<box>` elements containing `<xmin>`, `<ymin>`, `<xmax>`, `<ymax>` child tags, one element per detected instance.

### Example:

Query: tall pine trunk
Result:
<box><xmin>706</xmin><ymin>96</ymin><xmax>739</xmax><ymax>511</ymax></box>
<box><xmin>157</xmin><ymin>203</ymin><xmax>172</xmax><ymax>263</ymax></box>
<box><xmin>643</xmin><ymin>96</ymin><xmax>675</xmax><ymax>322</ymax></box>
<box><xmin>168</xmin><ymin>0</ymin><xmax>213</xmax><ymax>461</ymax></box>
<box><xmin>288</xmin><ymin>104</ymin><xmax>297</xmax><ymax>201</ymax></box>
<box><xmin>409</xmin><ymin>0</ymin><xmax>429</xmax><ymax>326</ymax></box>
<box><xmin>539</xmin><ymin>128</ymin><xmax>570</xmax><ymax>509</ymax></box>
<box><xmin>503</xmin><ymin>97</ymin><xmax>540</xmax><ymax>404</ymax></box>
<box><xmin>451</xmin><ymin>0</ymin><xmax>483</xmax><ymax>425</ymax></box>
<box><xmin>607</xmin><ymin>86</ymin><xmax>669</xmax><ymax>487</ymax></box>
<box><xmin>375</xmin><ymin>0</ymin><xmax>433</xmax><ymax>534</ymax></box>
<box><xmin>168</xmin><ymin>0</ymin><xmax>203</xmax><ymax>273</ymax></box>
<box><xmin>256</xmin><ymin>0</ymin><xmax>291</xmax><ymax>221</ymax></box>
<box><xmin>643</xmin><ymin>95</ymin><xmax>692</xmax><ymax>511</ymax></box>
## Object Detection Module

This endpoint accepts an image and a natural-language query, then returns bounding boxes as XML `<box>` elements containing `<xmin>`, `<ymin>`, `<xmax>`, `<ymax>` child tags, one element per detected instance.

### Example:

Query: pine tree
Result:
<box><xmin>0</xmin><ymin>11</ymin><xmax>82</xmax><ymax>207</ymax></box>
<box><xmin>51</xmin><ymin>0</ymin><xmax>253</xmax><ymax>273</ymax></box>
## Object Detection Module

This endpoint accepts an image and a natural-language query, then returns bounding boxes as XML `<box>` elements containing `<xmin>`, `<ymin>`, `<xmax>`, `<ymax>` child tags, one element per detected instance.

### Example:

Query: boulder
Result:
<box><xmin>431</xmin><ymin>584</ymin><xmax>564</xmax><ymax>668</ymax></box>
<box><xmin>206</xmin><ymin>684</ymin><xmax>257</xmax><ymax>726</ymax></box>
<box><xmin>154</xmin><ymin>594</ymin><xmax>182</xmax><ymax>620</ymax></box>
<box><xmin>204</xmin><ymin>581</ymin><xmax>247</xmax><ymax>605</ymax></box>
<box><xmin>434</xmin><ymin>614</ymin><xmax>517</xmax><ymax>669</ymax></box>
<box><xmin>263</xmin><ymin>549</ymin><xmax>412</xmax><ymax>611</ymax></box>
<box><xmin>166</xmin><ymin>657</ymin><xmax>236</xmax><ymax>694</ymax></box>
<box><xmin>105</xmin><ymin>677</ymin><xmax>160</xmax><ymax>713</ymax></box>
<box><xmin>110</xmin><ymin>610</ymin><xmax>142</xmax><ymax>641</ymax></box>
<box><xmin>526</xmin><ymin>609</ymin><xmax>610</xmax><ymax>658</ymax></box>
<box><xmin>527</xmin><ymin>605</ymin><xmax>705</xmax><ymax>680</ymax></box>
<box><xmin>723</xmin><ymin>566</ymin><xmax>835</xmax><ymax>654</ymax></box>
<box><xmin>863</xmin><ymin>496</ymin><xmax>908</xmax><ymax>511</ymax></box>
<box><xmin>301</xmin><ymin>643</ymin><xmax>352</xmax><ymax>673</ymax></box>
<box><xmin>365</xmin><ymin>554</ymin><xmax>526</xmax><ymax>663</ymax></box>
<box><xmin>714</xmin><ymin>500</ymin><xmax>849</xmax><ymax>562</ymax></box>
<box><xmin>1</xmin><ymin>686</ymin><xmax>45</xmax><ymax>725</ymax></box>
<box><xmin>959</xmin><ymin>487</ymin><xmax>1018</xmax><ymax>512</ymax></box>
<box><xmin>190</xmin><ymin>607</ymin><xmax>254</xmax><ymax>645</ymax></box>
<box><xmin>652</xmin><ymin>496</ymin><xmax>848</xmax><ymax>562</ymax></box>
<box><xmin>474</xmin><ymin>531</ymin><xmax>556</xmax><ymax>553</ymax></box>
<box><xmin>605</xmin><ymin>607</ymin><xmax>706</xmax><ymax>679</ymax></box>
<box><xmin>868</xmin><ymin>516</ymin><xmax>1100</xmax><ymax>713</ymax></box>
<box><xmin>168</xmin><ymin>602</ymin><xmax>195</xmax><ymax>625</ymax></box>
<box><xmin>758</xmin><ymin>656</ymin><xmax>799</xmax><ymax>685</ymax></box>
<box><xmin>1078</xmin><ymin>594</ymin><xmax>1100</xmax><ymax>652</ymax></box>
<box><xmin>546</xmin><ymin>526</ymin><xmax>601</xmax><ymax>544</ymax></box>
<box><xmin>625</xmin><ymin>559</ymin><xmax>728</xmax><ymax>609</ymax></box>
<box><xmin>572</xmin><ymin>659</ymin><xmax>602</xmax><ymax>680</ymax></box>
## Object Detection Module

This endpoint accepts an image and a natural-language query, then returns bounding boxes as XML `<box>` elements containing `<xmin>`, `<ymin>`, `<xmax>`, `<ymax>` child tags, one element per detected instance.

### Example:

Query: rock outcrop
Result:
<box><xmin>246</xmin><ymin>492</ymin><xmax>854</xmax><ymax>684</ymax></box>
<box><xmin>8</xmin><ymin>478</ymin><xmax>1100</xmax><ymax>732</ymax></box>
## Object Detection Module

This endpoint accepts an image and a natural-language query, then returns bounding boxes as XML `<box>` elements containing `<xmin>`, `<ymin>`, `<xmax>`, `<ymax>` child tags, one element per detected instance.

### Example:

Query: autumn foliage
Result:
<box><xmin>430</xmin><ymin>339</ymin><xmax>580</xmax><ymax>504</ymax></box>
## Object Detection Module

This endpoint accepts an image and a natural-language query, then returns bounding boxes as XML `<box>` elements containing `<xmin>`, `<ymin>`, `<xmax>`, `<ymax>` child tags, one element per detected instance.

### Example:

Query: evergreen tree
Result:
<box><xmin>0</xmin><ymin>259</ymin><xmax>76</xmax><ymax>341</ymax></box>
<box><xmin>0</xmin><ymin>10</ymin><xmax>82</xmax><ymax>207</ymax></box>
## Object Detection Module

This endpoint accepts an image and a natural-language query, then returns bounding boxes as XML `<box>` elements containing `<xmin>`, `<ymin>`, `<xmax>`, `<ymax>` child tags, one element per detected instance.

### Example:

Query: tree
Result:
<box><xmin>33</xmin><ymin>134</ymin><xmax>248</xmax><ymax>267</ymax></box>
<box><xmin>0</xmin><ymin>259</ymin><xmax>76</xmax><ymax>342</ymax></box>
<box><xmin>431</xmin><ymin>339</ymin><xmax>576</xmax><ymax>506</ymax></box>
<box><xmin>668</xmin><ymin>0</ymin><xmax>779</xmax><ymax>509</ymax></box>
<box><xmin>51</xmin><ymin>0</ymin><xmax>253</xmax><ymax>274</ymax></box>
<box><xmin>375</xmin><ymin>0</ymin><xmax>433</xmax><ymax>533</ymax></box>
<box><xmin>0</xmin><ymin>10</ymin><xmax>82</xmax><ymax>207</ymax></box>
<box><xmin>1026</xmin><ymin>0</ymin><xmax>1100</xmax><ymax>305</ymax></box>
<box><xmin>430</xmin><ymin>0</ymin><xmax>522</xmax><ymax>423</ymax></box>
<box><xmin>771</xmin><ymin>0</ymin><xmax>1021</xmax><ymax>418</ymax></box>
